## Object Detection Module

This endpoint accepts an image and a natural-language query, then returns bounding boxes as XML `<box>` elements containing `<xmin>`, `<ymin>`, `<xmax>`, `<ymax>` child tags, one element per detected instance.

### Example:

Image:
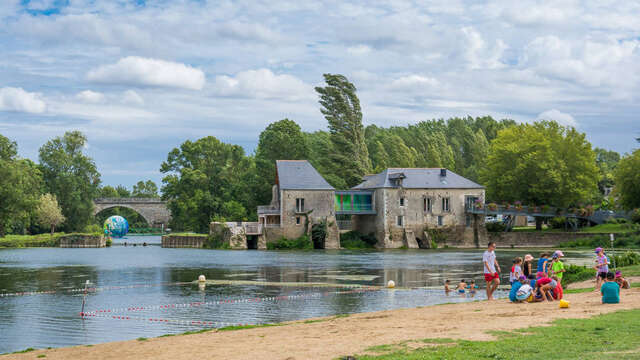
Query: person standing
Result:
<box><xmin>549</xmin><ymin>251</ymin><xmax>566</xmax><ymax>284</ymax></box>
<box><xmin>522</xmin><ymin>254</ymin><xmax>534</xmax><ymax>278</ymax></box>
<box><xmin>483</xmin><ymin>242</ymin><xmax>501</xmax><ymax>300</ymax></box>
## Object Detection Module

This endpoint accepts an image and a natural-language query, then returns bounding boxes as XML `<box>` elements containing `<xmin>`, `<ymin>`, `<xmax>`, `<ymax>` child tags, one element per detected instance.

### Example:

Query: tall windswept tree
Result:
<box><xmin>36</xmin><ymin>193</ymin><xmax>65</xmax><ymax>235</ymax></box>
<box><xmin>480</xmin><ymin>121</ymin><xmax>599</xmax><ymax>215</ymax></box>
<box><xmin>315</xmin><ymin>74</ymin><xmax>371</xmax><ymax>187</ymax></box>
<box><xmin>0</xmin><ymin>134</ymin><xmax>43</xmax><ymax>237</ymax></box>
<box><xmin>132</xmin><ymin>180</ymin><xmax>159</xmax><ymax>198</ymax></box>
<box><xmin>614</xmin><ymin>149</ymin><xmax>640</xmax><ymax>210</ymax></box>
<box><xmin>255</xmin><ymin>119</ymin><xmax>309</xmax><ymax>204</ymax></box>
<box><xmin>38</xmin><ymin>131</ymin><xmax>101</xmax><ymax>231</ymax></box>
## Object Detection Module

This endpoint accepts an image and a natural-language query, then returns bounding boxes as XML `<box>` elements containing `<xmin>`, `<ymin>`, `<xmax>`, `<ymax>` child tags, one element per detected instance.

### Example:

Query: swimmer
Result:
<box><xmin>456</xmin><ymin>279</ymin><xmax>467</xmax><ymax>295</ymax></box>
<box><xmin>444</xmin><ymin>279</ymin><xmax>451</xmax><ymax>295</ymax></box>
<box><xmin>467</xmin><ymin>279</ymin><xmax>478</xmax><ymax>297</ymax></box>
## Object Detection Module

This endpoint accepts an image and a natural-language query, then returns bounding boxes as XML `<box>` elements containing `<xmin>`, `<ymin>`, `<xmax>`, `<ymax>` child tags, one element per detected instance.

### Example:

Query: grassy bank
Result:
<box><xmin>266</xmin><ymin>235</ymin><xmax>313</xmax><ymax>250</ymax></box>
<box><xmin>0</xmin><ymin>232</ymin><xmax>101</xmax><ymax>248</ymax></box>
<box><xmin>562</xmin><ymin>252</ymin><xmax>640</xmax><ymax>286</ymax></box>
<box><xmin>351</xmin><ymin>309</ymin><xmax>640</xmax><ymax>359</ymax></box>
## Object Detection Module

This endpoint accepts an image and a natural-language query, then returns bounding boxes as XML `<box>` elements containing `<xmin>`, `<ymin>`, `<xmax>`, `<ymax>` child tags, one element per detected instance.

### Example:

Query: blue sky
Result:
<box><xmin>1</xmin><ymin>0</ymin><xmax>639</xmax><ymax>188</ymax></box>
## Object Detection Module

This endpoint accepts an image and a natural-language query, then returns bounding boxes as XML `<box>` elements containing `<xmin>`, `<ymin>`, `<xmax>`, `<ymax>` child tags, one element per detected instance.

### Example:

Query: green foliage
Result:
<box><xmin>611</xmin><ymin>251</ymin><xmax>640</xmax><ymax>267</ymax></box>
<box><xmin>132</xmin><ymin>180</ymin><xmax>159</xmax><ymax>198</ymax></box>
<box><xmin>160</xmin><ymin>136</ymin><xmax>256</xmax><ymax>232</ymax></box>
<box><xmin>594</xmin><ymin>147</ymin><xmax>620</xmax><ymax>195</ymax></box>
<box><xmin>83</xmin><ymin>224</ymin><xmax>102</xmax><ymax>233</ymax></box>
<box><xmin>311</xmin><ymin>221</ymin><xmax>327</xmax><ymax>249</ymax></box>
<box><xmin>485</xmin><ymin>222</ymin><xmax>506</xmax><ymax>232</ymax></box>
<box><xmin>315</xmin><ymin>74</ymin><xmax>371</xmax><ymax>187</ymax></box>
<box><xmin>355</xmin><ymin>310</ymin><xmax>640</xmax><ymax>360</ymax></box>
<box><xmin>105</xmin><ymin>238</ymin><xmax>112</xmax><ymax>247</ymax></box>
<box><xmin>562</xmin><ymin>264</ymin><xmax>595</xmax><ymax>285</ymax></box>
<box><xmin>481</xmin><ymin>121</ymin><xmax>599</xmax><ymax>208</ymax></box>
<box><xmin>0</xmin><ymin>153</ymin><xmax>43</xmax><ymax>237</ymax></box>
<box><xmin>115</xmin><ymin>185</ymin><xmax>130</xmax><ymax>198</ymax></box>
<box><xmin>255</xmin><ymin>119</ymin><xmax>310</xmax><ymax>205</ymax></box>
<box><xmin>549</xmin><ymin>216</ymin><xmax>566</xmax><ymax>229</ymax></box>
<box><xmin>340</xmin><ymin>231</ymin><xmax>376</xmax><ymax>249</ymax></box>
<box><xmin>266</xmin><ymin>235</ymin><xmax>313</xmax><ymax>250</ymax></box>
<box><xmin>39</xmin><ymin>131</ymin><xmax>101</xmax><ymax>231</ymax></box>
<box><xmin>204</xmin><ymin>233</ymin><xmax>231</xmax><ymax>249</ymax></box>
<box><xmin>632</xmin><ymin>209</ymin><xmax>640</xmax><ymax>224</ymax></box>
<box><xmin>615</xmin><ymin>149</ymin><xmax>640</xmax><ymax>210</ymax></box>
<box><xmin>99</xmin><ymin>185</ymin><xmax>119</xmax><ymax>198</ymax></box>
<box><xmin>95</xmin><ymin>206</ymin><xmax>149</xmax><ymax>228</ymax></box>
<box><xmin>561</xmin><ymin>233</ymin><xmax>640</xmax><ymax>248</ymax></box>
<box><xmin>0</xmin><ymin>232</ymin><xmax>101</xmax><ymax>248</ymax></box>
<box><xmin>35</xmin><ymin>193</ymin><xmax>65</xmax><ymax>234</ymax></box>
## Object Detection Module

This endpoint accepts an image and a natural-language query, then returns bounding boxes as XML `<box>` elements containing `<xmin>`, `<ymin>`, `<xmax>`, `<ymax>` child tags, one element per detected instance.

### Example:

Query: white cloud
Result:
<box><xmin>212</xmin><ymin>69</ymin><xmax>313</xmax><ymax>100</ymax></box>
<box><xmin>87</xmin><ymin>56</ymin><xmax>205</xmax><ymax>90</ymax></box>
<box><xmin>536</xmin><ymin>109</ymin><xmax>577</xmax><ymax>128</ymax></box>
<box><xmin>461</xmin><ymin>27</ymin><xmax>507</xmax><ymax>70</ymax></box>
<box><xmin>347</xmin><ymin>45</ymin><xmax>372</xmax><ymax>56</ymax></box>
<box><xmin>0</xmin><ymin>87</ymin><xmax>46</xmax><ymax>113</ymax></box>
<box><xmin>389</xmin><ymin>75</ymin><xmax>439</xmax><ymax>91</ymax></box>
<box><xmin>122</xmin><ymin>90</ymin><xmax>144</xmax><ymax>105</ymax></box>
<box><xmin>76</xmin><ymin>90</ymin><xmax>105</xmax><ymax>103</ymax></box>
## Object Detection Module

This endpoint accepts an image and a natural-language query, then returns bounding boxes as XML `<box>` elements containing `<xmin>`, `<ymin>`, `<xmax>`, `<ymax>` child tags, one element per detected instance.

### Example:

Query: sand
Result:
<box><xmin>4</xmin><ymin>288</ymin><xmax>640</xmax><ymax>360</ymax></box>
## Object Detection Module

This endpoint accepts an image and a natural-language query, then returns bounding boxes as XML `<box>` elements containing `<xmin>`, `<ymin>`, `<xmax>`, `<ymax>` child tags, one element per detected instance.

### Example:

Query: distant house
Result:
<box><xmin>257</xmin><ymin>162</ymin><xmax>486</xmax><ymax>249</ymax></box>
<box><xmin>348</xmin><ymin>168</ymin><xmax>485</xmax><ymax>248</ymax></box>
<box><xmin>258</xmin><ymin>160</ymin><xmax>340</xmax><ymax>248</ymax></box>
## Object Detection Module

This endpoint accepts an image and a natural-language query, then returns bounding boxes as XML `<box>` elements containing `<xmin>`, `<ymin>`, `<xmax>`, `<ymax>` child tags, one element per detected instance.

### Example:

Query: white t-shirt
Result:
<box><xmin>483</xmin><ymin>250</ymin><xmax>496</xmax><ymax>274</ymax></box>
<box><xmin>510</xmin><ymin>265</ymin><xmax>522</xmax><ymax>283</ymax></box>
<box><xmin>516</xmin><ymin>284</ymin><xmax>532</xmax><ymax>297</ymax></box>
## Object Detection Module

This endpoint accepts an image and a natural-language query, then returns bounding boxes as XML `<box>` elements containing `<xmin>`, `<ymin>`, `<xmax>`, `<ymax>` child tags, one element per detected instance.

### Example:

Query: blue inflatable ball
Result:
<box><xmin>103</xmin><ymin>215</ymin><xmax>129</xmax><ymax>238</ymax></box>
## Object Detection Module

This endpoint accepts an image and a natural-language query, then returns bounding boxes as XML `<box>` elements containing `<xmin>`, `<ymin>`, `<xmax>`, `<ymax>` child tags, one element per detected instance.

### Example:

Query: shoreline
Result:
<box><xmin>4</xmin><ymin>288</ymin><xmax>639</xmax><ymax>360</ymax></box>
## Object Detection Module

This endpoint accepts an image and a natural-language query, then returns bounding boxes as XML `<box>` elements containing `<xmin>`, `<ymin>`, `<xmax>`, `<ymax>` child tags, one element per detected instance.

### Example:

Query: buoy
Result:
<box><xmin>559</xmin><ymin>299</ymin><xmax>570</xmax><ymax>309</ymax></box>
<box><xmin>198</xmin><ymin>275</ymin><xmax>206</xmax><ymax>283</ymax></box>
<box><xmin>387</xmin><ymin>280</ymin><xmax>395</xmax><ymax>288</ymax></box>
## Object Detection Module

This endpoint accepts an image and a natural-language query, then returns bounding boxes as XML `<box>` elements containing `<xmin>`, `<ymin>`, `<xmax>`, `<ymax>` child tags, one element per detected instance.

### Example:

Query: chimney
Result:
<box><xmin>440</xmin><ymin>168</ymin><xmax>447</xmax><ymax>177</ymax></box>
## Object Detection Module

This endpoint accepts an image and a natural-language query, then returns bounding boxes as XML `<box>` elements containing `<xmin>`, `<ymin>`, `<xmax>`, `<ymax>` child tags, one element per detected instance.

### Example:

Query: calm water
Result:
<box><xmin>0</xmin><ymin>237</ymin><xmax>589</xmax><ymax>353</ymax></box>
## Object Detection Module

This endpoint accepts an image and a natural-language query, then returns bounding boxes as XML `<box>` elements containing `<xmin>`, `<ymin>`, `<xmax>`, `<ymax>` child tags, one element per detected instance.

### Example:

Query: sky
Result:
<box><xmin>1</xmin><ymin>0</ymin><xmax>639</xmax><ymax>188</ymax></box>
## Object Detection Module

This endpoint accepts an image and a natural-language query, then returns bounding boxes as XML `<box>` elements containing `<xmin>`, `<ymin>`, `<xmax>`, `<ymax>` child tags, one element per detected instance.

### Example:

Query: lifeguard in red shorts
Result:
<box><xmin>483</xmin><ymin>241</ymin><xmax>501</xmax><ymax>300</ymax></box>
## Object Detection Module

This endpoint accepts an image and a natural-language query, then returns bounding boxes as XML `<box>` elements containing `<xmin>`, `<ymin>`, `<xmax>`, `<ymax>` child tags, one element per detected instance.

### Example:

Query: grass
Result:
<box><xmin>217</xmin><ymin>323</ymin><xmax>279</xmax><ymax>331</ymax></box>
<box><xmin>0</xmin><ymin>232</ymin><xmax>101</xmax><ymax>248</ymax></box>
<box><xmin>266</xmin><ymin>235</ymin><xmax>313</xmax><ymax>250</ymax></box>
<box><xmin>580</xmin><ymin>223</ymin><xmax>639</xmax><ymax>234</ymax></box>
<box><xmin>136</xmin><ymin>337</ymin><xmax>148</xmax><ymax>341</ymax></box>
<box><xmin>350</xmin><ymin>309</ymin><xmax>640</xmax><ymax>359</ymax></box>
<box><xmin>37</xmin><ymin>355</ymin><xmax>46</xmax><ymax>358</ymax></box>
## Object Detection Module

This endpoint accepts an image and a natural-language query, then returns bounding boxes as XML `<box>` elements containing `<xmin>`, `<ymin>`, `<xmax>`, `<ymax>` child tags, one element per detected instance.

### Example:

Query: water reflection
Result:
<box><xmin>0</xmin><ymin>240</ymin><xmax>590</xmax><ymax>353</ymax></box>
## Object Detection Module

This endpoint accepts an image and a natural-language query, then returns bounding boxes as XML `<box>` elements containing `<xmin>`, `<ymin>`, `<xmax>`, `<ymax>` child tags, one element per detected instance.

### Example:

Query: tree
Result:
<box><xmin>614</xmin><ymin>149</ymin><xmax>640</xmax><ymax>210</ymax></box>
<box><xmin>594</xmin><ymin>148</ymin><xmax>620</xmax><ymax>195</ymax></box>
<box><xmin>132</xmin><ymin>180</ymin><xmax>159</xmax><ymax>198</ymax></box>
<box><xmin>305</xmin><ymin>131</ymin><xmax>348</xmax><ymax>189</ymax></box>
<box><xmin>481</xmin><ymin>121</ymin><xmax>599</xmax><ymax>227</ymax></box>
<box><xmin>255</xmin><ymin>119</ymin><xmax>309</xmax><ymax>204</ymax></box>
<box><xmin>315</xmin><ymin>74</ymin><xmax>371</xmax><ymax>187</ymax></box>
<box><xmin>0</xmin><ymin>135</ymin><xmax>43</xmax><ymax>237</ymax></box>
<box><xmin>38</xmin><ymin>131</ymin><xmax>101</xmax><ymax>231</ymax></box>
<box><xmin>160</xmin><ymin>136</ymin><xmax>253</xmax><ymax>232</ymax></box>
<box><xmin>36</xmin><ymin>193</ymin><xmax>65</xmax><ymax>235</ymax></box>
<box><xmin>99</xmin><ymin>185</ymin><xmax>119</xmax><ymax>198</ymax></box>
<box><xmin>115</xmin><ymin>185</ymin><xmax>131</xmax><ymax>198</ymax></box>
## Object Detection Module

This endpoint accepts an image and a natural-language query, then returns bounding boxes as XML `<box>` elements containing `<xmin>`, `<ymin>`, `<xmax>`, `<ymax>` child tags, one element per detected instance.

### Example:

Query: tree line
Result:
<box><xmin>2</xmin><ymin>73</ymin><xmax>639</xmax><ymax>236</ymax></box>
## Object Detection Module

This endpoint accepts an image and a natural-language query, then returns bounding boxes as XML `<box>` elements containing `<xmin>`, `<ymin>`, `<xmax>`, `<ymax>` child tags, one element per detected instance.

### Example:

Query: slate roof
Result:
<box><xmin>276</xmin><ymin>160</ymin><xmax>335</xmax><ymax>190</ymax></box>
<box><xmin>352</xmin><ymin>168</ymin><xmax>484</xmax><ymax>190</ymax></box>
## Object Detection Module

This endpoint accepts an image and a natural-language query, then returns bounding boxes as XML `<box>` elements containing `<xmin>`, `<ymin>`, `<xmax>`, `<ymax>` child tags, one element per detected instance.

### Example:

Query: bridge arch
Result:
<box><xmin>93</xmin><ymin>198</ymin><xmax>171</xmax><ymax>227</ymax></box>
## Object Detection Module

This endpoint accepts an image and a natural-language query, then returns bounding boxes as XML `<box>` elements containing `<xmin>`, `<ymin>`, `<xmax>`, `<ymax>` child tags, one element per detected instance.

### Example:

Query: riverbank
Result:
<box><xmin>0</xmin><ymin>232</ymin><xmax>104</xmax><ymax>248</ymax></box>
<box><xmin>4</xmin><ymin>286</ymin><xmax>639</xmax><ymax>359</ymax></box>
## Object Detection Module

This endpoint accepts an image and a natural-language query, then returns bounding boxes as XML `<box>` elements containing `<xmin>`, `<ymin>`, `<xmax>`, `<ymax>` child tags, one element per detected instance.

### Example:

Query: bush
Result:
<box><xmin>563</xmin><ymin>264</ymin><xmax>595</xmax><ymax>286</ymax></box>
<box><xmin>549</xmin><ymin>216</ymin><xmax>566</xmax><ymax>229</ymax></box>
<box><xmin>612</xmin><ymin>251</ymin><xmax>640</xmax><ymax>267</ymax></box>
<box><xmin>340</xmin><ymin>231</ymin><xmax>376</xmax><ymax>249</ymax></box>
<box><xmin>83</xmin><ymin>224</ymin><xmax>103</xmax><ymax>233</ymax></box>
<box><xmin>562</xmin><ymin>233</ymin><xmax>640</xmax><ymax>249</ymax></box>
<box><xmin>311</xmin><ymin>221</ymin><xmax>327</xmax><ymax>249</ymax></box>
<box><xmin>105</xmin><ymin>238</ymin><xmax>112</xmax><ymax>247</ymax></box>
<box><xmin>204</xmin><ymin>233</ymin><xmax>230</xmax><ymax>249</ymax></box>
<box><xmin>631</xmin><ymin>209</ymin><xmax>640</xmax><ymax>224</ymax></box>
<box><xmin>266</xmin><ymin>235</ymin><xmax>313</xmax><ymax>250</ymax></box>
<box><xmin>485</xmin><ymin>222</ymin><xmax>506</xmax><ymax>233</ymax></box>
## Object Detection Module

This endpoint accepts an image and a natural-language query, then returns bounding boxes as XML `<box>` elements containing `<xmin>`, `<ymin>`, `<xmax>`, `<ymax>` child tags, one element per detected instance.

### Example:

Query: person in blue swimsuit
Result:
<box><xmin>456</xmin><ymin>279</ymin><xmax>467</xmax><ymax>295</ymax></box>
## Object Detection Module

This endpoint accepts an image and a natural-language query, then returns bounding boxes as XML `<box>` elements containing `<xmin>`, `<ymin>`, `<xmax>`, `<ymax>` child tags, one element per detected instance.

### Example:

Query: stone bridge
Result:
<box><xmin>93</xmin><ymin>198</ymin><xmax>171</xmax><ymax>227</ymax></box>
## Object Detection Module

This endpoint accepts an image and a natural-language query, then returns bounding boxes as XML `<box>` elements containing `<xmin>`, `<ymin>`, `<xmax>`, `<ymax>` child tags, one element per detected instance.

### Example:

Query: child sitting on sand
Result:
<box><xmin>601</xmin><ymin>271</ymin><xmax>620</xmax><ymax>304</ymax></box>
<box><xmin>615</xmin><ymin>271</ymin><xmax>631</xmax><ymax>289</ymax></box>
<box><xmin>516</xmin><ymin>276</ymin><xmax>533</xmax><ymax>302</ymax></box>
<box><xmin>456</xmin><ymin>280</ymin><xmax>467</xmax><ymax>295</ymax></box>
<box><xmin>509</xmin><ymin>275</ymin><xmax>524</xmax><ymax>302</ymax></box>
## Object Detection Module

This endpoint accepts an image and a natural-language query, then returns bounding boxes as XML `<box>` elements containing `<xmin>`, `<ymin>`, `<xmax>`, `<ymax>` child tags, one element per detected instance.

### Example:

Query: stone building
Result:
<box><xmin>256</xmin><ymin>162</ymin><xmax>485</xmax><ymax>249</ymax></box>
<box><xmin>348</xmin><ymin>168</ymin><xmax>486</xmax><ymax>248</ymax></box>
<box><xmin>257</xmin><ymin>160</ymin><xmax>340</xmax><ymax>249</ymax></box>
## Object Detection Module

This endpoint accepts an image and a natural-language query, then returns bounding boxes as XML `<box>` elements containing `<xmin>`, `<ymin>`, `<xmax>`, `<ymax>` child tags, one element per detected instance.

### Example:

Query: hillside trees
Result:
<box><xmin>614</xmin><ymin>149</ymin><xmax>640</xmax><ymax>210</ymax></box>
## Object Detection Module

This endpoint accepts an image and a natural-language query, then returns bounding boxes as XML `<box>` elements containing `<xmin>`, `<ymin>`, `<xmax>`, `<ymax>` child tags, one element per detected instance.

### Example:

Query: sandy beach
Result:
<box><xmin>3</xmin><ymin>283</ymin><xmax>639</xmax><ymax>360</ymax></box>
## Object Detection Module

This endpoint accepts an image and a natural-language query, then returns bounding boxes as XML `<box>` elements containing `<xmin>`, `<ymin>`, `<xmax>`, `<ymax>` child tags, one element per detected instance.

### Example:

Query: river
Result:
<box><xmin>0</xmin><ymin>236</ymin><xmax>590</xmax><ymax>353</ymax></box>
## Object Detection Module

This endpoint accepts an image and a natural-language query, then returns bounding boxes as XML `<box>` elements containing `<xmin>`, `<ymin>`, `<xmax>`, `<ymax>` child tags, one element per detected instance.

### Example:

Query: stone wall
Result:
<box><xmin>59</xmin><ymin>234</ymin><xmax>106</xmax><ymax>248</ymax></box>
<box><xmin>161</xmin><ymin>235</ymin><xmax>206</xmax><ymax>248</ymax></box>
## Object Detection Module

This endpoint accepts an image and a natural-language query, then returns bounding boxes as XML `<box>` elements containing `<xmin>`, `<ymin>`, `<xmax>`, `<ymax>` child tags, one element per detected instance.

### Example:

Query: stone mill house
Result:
<box><xmin>211</xmin><ymin>160</ymin><xmax>486</xmax><ymax>249</ymax></box>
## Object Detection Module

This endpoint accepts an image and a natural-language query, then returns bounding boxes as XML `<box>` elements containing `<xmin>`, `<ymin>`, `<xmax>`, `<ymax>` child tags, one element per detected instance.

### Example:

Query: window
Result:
<box><xmin>438</xmin><ymin>216</ymin><xmax>443</xmax><ymax>226</ymax></box>
<box><xmin>396</xmin><ymin>215</ymin><xmax>404</xmax><ymax>227</ymax></box>
<box><xmin>399</xmin><ymin>197</ymin><xmax>405</xmax><ymax>207</ymax></box>
<box><xmin>442</xmin><ymin>197</ymin><xmax>450</xmax><ymax>212</ymax></box>
<box><xmin>424</xmin><ymin>197</ymin><xmax>432</xmax><ymax>212</ymax></box>
<box><xmin>296</xmin><ymin>198</ymin><xmax>305</xmax><ymax>213</ymax></box>
<box><xmin>295</xmin><ymin>216</ymin><xmax>301</xmax><ymax>225</ymax></box>
<box><xmin>465</xmin><ymin>196</ymin><xmax>478</xmax><ymax>210</ymax></box>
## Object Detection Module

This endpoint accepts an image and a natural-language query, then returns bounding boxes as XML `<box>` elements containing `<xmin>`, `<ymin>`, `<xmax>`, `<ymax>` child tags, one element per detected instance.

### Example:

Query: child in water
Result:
<box><xmin>467</xmin><ymin>279</ymin><xmax>478</xmax><ymax>296</ymax></box>
<box><xmin>444</xmin><ymin>279</ymin><xmax>451</xmax><ymax>295</ymax></box>
<box><xmin>456</xmin><ymin>280</ymin><xmax>467</xmax><ymax>295</ymax></box>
